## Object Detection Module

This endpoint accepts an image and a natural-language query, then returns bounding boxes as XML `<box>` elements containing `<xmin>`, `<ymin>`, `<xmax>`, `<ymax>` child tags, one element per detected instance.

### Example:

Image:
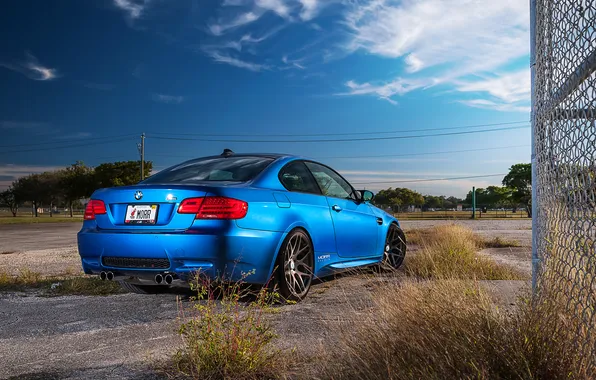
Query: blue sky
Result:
<box><xmin>0</xmin><ymin>0</ymin><xmax>531</xmax><ymax>197</ymax></box>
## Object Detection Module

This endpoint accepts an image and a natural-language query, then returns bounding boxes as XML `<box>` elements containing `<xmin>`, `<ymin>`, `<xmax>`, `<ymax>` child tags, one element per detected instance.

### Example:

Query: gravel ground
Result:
<box><xmin>0</xmin><ymin>220</ymin><xmax>532</xmax><ymax>379</ymax></box>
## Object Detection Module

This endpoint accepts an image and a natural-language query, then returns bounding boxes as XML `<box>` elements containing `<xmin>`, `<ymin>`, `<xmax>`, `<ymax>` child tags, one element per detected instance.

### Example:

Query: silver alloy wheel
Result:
<box><xmin>283</xmin><ymin>232</ymin><xmax>313</xmax><ymax>299</ymax></box>
<box><xmin>384</xmin><ymin>224</ymin><xmax>406</xmax><ymax>269</ymax></box>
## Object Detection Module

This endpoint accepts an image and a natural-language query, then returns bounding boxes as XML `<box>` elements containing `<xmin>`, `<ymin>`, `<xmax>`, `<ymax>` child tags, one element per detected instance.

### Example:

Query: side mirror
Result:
<box><xmin>361</xmin><ymin>190</ymin><xmax>375</xmax><ymax>202</ymax></box>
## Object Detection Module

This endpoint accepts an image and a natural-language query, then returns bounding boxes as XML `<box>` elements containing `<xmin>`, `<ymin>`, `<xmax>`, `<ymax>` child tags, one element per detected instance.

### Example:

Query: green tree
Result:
<box><xmin>465</xmin><ymin>186</ymin><xmax>514</xmax><ymax>210</ymax></box>
<box><xmin>502</xmin><ymin>163</ymin><xmax>532</xmax><ymax>217</ymax></box>
<box><xmin>93</xmin><ymin>160</ymin><xmax>152</xmax><ymax>188</ymax></box>
<box><xmin>13</xmin><ymin>174</ymin><xmax>44</xmax><ymax>217</ymax></box>
<box><xmin>423</xmin><ymin>195</ymin><xmax>443</xmax><ymax>210</ymax></box>
<box><xmin>61</xmin><ymin>161</ymin><xmax>94</xmax><ymax>217</ymax></box>
<box><xmin>38</xmin><ymin>171</ymin><xmax>64</xmax><ymax>217</ymax></box>
<box><xmin>373</xmin><ymin>187</ymin><xmax>424</xmax><ymax>212</ymax></box>
<box><xmin>0</xmin><ymin>187</ymin><xmax>19</xmax><ymax>217</ymax></box>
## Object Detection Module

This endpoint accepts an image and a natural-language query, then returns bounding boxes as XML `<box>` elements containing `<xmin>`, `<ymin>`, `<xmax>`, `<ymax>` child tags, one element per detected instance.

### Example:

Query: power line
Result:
<box><xmin>149</xmin><ymin>120</ymin><xmax>529</xmax><ymax>138</ymax></box>
<box><xmin>352</xmin><ymin>173</ymin><xmax>507</xmax><ymax>185</ymax></box>
<box><xmin>147</xmin><ymin>125</ymin><xmax>529</xmax><ymax>143</ymax></box>
<box><xmin>315</xmin><ymin>144</ymin><xmax>530</xmax><ymax>159</ymax></box>
<box><xmin>0</xmin><ymin>136</ymin><xmax>137</xmax><ymax>155</ymax></box>
<box><xmin>0</xmin><ymin>134</ymin><xmax>138</xmax><ymax>149</ymax></box>
<box><xmin>148</xmin><ymin>144</ymin><xmax>530</xmax><ymax>160</ymax></box>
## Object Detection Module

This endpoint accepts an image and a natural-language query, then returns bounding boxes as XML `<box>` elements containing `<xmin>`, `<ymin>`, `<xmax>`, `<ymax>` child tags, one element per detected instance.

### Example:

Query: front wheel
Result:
<box><xmin>382</xmin><ymin>224</ymin><xmax>406</xmax><ymax>270</ymax></box>
<box><xmin>275</xmin><ymin>229</ymin><xmax>314</xmax><ymax>302</ymax></box>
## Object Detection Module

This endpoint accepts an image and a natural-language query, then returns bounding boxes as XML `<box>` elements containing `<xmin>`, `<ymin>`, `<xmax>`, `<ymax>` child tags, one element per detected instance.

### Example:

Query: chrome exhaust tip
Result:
<box><xmin>99</xmin><ymin>271</ymin><xmax>107</xmax><ymax>281</ymax></box>
<box><xmin>106</xmin><ymin>271</ymin><xmax>114</xmax><ymax>281</ymax></box>
<box><xmin>164</xmin><ymin>274</ymin><xmax>173</xmax><ymax>285</ymax></box>
<box><xmin>155</xmin><ymin>274</ymin><xmax>163</xmax><ymax>284</ymax></box>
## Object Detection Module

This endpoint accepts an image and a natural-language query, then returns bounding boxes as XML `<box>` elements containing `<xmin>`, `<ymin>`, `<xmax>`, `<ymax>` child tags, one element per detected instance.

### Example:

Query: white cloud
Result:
<box><xmin>341</xmin><ymin>0</ymin><xmax>530</xmax><ymax>108</ymax></box>
<box><xmin>255</xmin><ymin>0</ymin><xmax>291</xmax><ymax>17</ymax></box>
<box><xmin>455</xmin><ymin>70</ymin><xmax>530</xmax><ymax>104</ymax></box>
<box><xmin>151</xmin><ymin>93</ymin><xmax>185</xmax><ymax>104</ymax></box>
<box><xmin>298</xmin><ymin>0</ymin><xmax>319</xmax><ymax>21</ymax></box>
<box><xmin>207</xmin><ymin>51</ymin><xmax>270</xmax><ymax>71</ymax></box>
<box><xmin>338</xmin><ymin>78</ymin><xmax>426</xmax><ymax>104</ymax></box>
<box><xmin>209</xmin><ymin>11</ymin><xmax>262</xmax><ymax>36</ymax></box>
<box><xmin>0</xmin><ymin>52</ymin><xmax>59</xmax><ymax>81</ymax></box>
<box><xmin>458</xmin><ymin>99</ymin><xmax>530</xmax><ymax>113</ymax></box>
<box><xmin>344</xmin><ymin>0</ymin><xmax>528</xmax><ymax>74</ymax></box>
<box><xmin>113</xmin><ymin>0</ymin><xmax>149</xmax><ymax>19</ymax></box>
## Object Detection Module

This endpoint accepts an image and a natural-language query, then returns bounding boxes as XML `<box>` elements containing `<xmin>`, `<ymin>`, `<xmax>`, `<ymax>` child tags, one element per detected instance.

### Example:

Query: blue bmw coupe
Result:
<box><xmin>77</xmin><ymin>150</ymin><xmax>406</xmax><ymax>301</ymax></box>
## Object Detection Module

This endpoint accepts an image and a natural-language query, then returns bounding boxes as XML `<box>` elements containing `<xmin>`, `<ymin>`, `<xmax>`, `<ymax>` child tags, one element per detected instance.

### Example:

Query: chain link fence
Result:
<box><xmin>532</xmin><ymin>0</ymin><xmax>596</xmax><ymax>375</ymax></box>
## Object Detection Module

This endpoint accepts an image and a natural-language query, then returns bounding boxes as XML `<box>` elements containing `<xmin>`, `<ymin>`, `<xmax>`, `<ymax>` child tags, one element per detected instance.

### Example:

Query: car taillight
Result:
<box><xmin>178</xmin><ymin>198</ymin><xmax>204</xmax><ymax>214</ymax></box>
<box><xmin>84</xmin><ymin>200</ymin><xmax>107</xmax><ymax>220</ymax></box>
<box><xmin>177</xmin><ymin>197</ymin><xmax>248</xmax><ymax>219</ymax></box>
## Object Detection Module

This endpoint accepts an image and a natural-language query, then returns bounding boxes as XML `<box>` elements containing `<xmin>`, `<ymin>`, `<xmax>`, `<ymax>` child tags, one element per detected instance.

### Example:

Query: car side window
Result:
<box><xmin>279</xmin><ymin>161</ymin><xmax>321</xmax><ymax>194</ymax></box>
<box><xmin>304</xmin><ymin>162</ymin><xmax>356</xmax><ymax>200</ymax></box>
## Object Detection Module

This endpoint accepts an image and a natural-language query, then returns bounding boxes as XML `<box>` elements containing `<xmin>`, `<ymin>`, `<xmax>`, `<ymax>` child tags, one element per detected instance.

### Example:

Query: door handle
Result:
<box><xmin>332</xmin><ymin>205</ymin><xmax>342</xmax><ymax>212</ymax></box>
<box><xmin>376</xmin><ymin>217</ymin><xmax>383</xmax><ymax>225</ymax></box>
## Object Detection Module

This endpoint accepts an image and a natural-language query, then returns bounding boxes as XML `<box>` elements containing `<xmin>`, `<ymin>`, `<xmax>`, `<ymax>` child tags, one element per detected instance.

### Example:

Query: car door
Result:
<box><xmin>278</xmin><ymin>160</ymin><xmax>337</xmax><ymax>255</ymax></box>
<box><xmin>304</xmin><ymin>161</ymin><xmax>379</xmax><ymax>258</ymax></box>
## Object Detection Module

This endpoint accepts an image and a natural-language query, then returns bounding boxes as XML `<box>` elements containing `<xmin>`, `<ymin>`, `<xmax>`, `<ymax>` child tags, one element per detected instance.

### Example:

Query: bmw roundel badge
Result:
<box><xmin>134</xmin><ymin>191</ymin><xmax>143</xmax><ymax>200</ymax></box>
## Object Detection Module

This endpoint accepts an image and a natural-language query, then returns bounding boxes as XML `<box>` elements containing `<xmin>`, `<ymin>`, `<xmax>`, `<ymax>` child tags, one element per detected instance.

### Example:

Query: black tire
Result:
<box><xmin>118</xmin><ymin>280</ymin><xmax>166</xmax><ymax>294</ymax></box>
<box><xmin>274</xmin><ymin>229</ymin><xmax>314</xmax><ymax>302</ymax></box>
<box><xmin>382</xmin><ymin>224</ymin><xmax>407</xmax><ymax>270</ymax></box>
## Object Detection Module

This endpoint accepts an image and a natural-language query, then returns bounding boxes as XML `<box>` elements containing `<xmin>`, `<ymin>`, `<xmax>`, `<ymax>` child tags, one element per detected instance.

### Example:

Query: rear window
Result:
<box><xmin>141</xmin><ymin>156</ymin><xmax>274</xmax><ymax>184</ymax></box>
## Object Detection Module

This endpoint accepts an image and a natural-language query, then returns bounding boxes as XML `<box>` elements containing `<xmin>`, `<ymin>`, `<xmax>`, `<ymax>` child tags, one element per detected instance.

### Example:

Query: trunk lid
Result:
<box><xmin>90</xmin><ymin>183</ymin><xmax>241</xmax><ymax>231</ymax></box>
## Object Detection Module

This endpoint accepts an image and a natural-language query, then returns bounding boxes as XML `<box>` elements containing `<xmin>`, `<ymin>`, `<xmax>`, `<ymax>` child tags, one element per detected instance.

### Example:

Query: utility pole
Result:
<box><xmin>472</xmin><ymin>186</ymin><xmax>476</xmax><ymax>219</ymax></box>
<box><xmin>137</xmin><ymin>133</ymin><xmax>145</xmax><ymax>181</ymax></box>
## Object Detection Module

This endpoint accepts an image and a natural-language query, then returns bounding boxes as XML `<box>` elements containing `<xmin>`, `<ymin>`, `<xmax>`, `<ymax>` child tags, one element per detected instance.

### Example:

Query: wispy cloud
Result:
<box><xmin>57</xmin><ymin>132</ymin><xmax>93</xmax><ymax>140</ymax></box>
<box><xmin>344</xmin><ymin>0</ymin><xmax>528</xmax><ymax>75</ymax></box>
<box><xmin>456</xmin><ymin>69</ymin><xmax>530</xmax><ymax>109</ymax></box>
<box><xmin>113</xmin><ymin>0</ymin><xmax>149</xmax><ymax>19</ymax></box>
<box><xmin>0</xmin><ymin>121</ymin><xmax>48</xmax><ymax>130</ymax></box>
<box><xmin>206</xmin><ymin>50</ymin><xmax>270</xmax><ymax>72</ymax></box>
<box><xmin>0</xmin><ymin>52</ymin><xmax>59</xmax><ymax>81</ymax></box>
<box><xmin>458</xmin><ymin>99</ymin><xmax>530</xmax><ymax>113</ymax></box>
<box><xmin>340</xmin><ymin>0</ymin><xmax>530</xmax><ymax>109</ymax></box>
<box><xmin>338</xmin><ymin>78</ymin><xmax>426</xmax><ymax>105</ymax></box>
<box><xmin>150</xmin><ymin>93</ymin><xmax>185</xmax><ymax>104</ymax></box>
<box><xmin>297</xmin><ymin>0</ymin><xmax>320</xmax><ymax>21</ymax></box>
<box><xmin>77</xmin><ymin>81</ymin><xmax>116</xmax><ymax>91</ymax></box>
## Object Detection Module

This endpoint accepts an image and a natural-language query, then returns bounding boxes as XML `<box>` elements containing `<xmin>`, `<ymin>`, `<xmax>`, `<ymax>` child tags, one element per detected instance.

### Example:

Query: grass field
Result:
<box><xmin>0</xmin><ymin>214</ymin><xmax>83</xmax><ymax>224</ymax></box>
<box><xmin>394</xmin><ymin>210</ymin><xmax>529</xmax><ymax>219</ymax></box>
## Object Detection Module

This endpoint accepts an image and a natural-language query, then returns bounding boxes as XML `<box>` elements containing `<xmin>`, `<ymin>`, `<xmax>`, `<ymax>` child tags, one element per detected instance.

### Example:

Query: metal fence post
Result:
<box><xmin>530</xmin><ymin>0</ymin><xmax>538</xmax><ymax>292</ymax></box>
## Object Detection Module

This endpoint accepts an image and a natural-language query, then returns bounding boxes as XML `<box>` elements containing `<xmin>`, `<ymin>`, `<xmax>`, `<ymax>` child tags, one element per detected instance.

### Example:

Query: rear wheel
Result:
<box><xmin>382</xmin><ymin>224</ymin><xmax>406</xmax><ymax>270</ymax></box>
<box><xmin>275</xmin><ymin>229</ymin><xmax>314</xmax><ymax>302</ymax></box>
<box><xmin>118</xmin><ymin>280</ymin><xmax>166</xmax><ymax>294</ymax></box>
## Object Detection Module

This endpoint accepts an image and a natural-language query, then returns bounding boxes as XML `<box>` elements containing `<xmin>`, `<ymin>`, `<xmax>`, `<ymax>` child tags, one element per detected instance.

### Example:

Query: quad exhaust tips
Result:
<box><xmin>101</xmin><ymin>272</ymin><xmax>174</xmax><ymax>284</ymax></box>
<box><xmin>155</xmin><ymin>273</ymin><xmax>173</xmax><ymax>284</ymax></box>
<box><xmin>99</xmin><ymin>271</ymin><xmax>115</xmax><ymax>281</ymax></box>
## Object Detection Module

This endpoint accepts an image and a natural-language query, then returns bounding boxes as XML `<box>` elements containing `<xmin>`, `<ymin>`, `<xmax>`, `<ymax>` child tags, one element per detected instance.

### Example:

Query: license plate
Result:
<box><xmin>125</xmin><ymin>205</ymin><xmax>158</xmax><ymax>224</ymax></box>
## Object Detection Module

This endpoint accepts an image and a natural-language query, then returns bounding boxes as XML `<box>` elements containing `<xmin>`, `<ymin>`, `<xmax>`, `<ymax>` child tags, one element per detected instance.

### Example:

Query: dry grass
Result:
<box><xmin>404</xmin><ymin>225</ymin><xmax>527</xmax><ymax>280</ymax></box>
<box><xmin>48</xmin><ymin>277</ymin><xmax>124</xmax><ymax>296</ymax></box>
<box><xmin>0</xmin><ymin>268</ymin><xmax>123</xmax><ymax>295</ymax></box>
<box><xmin>481</xmin><ymin>236</ymin><xmax>521</xmax><ymax>248</ymax></box>
<box><xmin>315</xmin><ymin>279</ymin><xmax>588</xmax><ymax>380</ymax></box>
<box><xmin>160</xmin><ymin>272</ymin><xmax>291</xmax><ymax>380</ymax></box>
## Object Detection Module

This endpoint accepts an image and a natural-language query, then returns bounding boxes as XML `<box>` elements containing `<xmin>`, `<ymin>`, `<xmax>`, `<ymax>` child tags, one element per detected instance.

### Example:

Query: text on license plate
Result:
<box><xmin>125</xmin><ymin>205</ymin><xmax>158</xmax><ymax>224</ymax></box>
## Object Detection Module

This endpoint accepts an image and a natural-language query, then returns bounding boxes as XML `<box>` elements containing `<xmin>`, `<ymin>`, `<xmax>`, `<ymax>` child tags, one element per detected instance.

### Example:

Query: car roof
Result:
<box><xmin>189</xmin><ymin>152</ymin><xmax>302</xmax><ymax>160</ymax></box>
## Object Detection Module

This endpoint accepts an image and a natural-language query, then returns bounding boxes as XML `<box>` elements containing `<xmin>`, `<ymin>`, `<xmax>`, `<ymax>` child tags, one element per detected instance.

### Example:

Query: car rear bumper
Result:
<box><xmin>77</xmin><ymin>225</ymin><xmax>283</xmax><ymax>285</ymax></box>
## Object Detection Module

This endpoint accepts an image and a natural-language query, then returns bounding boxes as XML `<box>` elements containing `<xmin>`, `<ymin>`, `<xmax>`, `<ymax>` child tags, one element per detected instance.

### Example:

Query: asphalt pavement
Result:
<box><xmin>0</xmin><ymin>223</ymin><xmax>80</xmax><ymax>252</ymax></box>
